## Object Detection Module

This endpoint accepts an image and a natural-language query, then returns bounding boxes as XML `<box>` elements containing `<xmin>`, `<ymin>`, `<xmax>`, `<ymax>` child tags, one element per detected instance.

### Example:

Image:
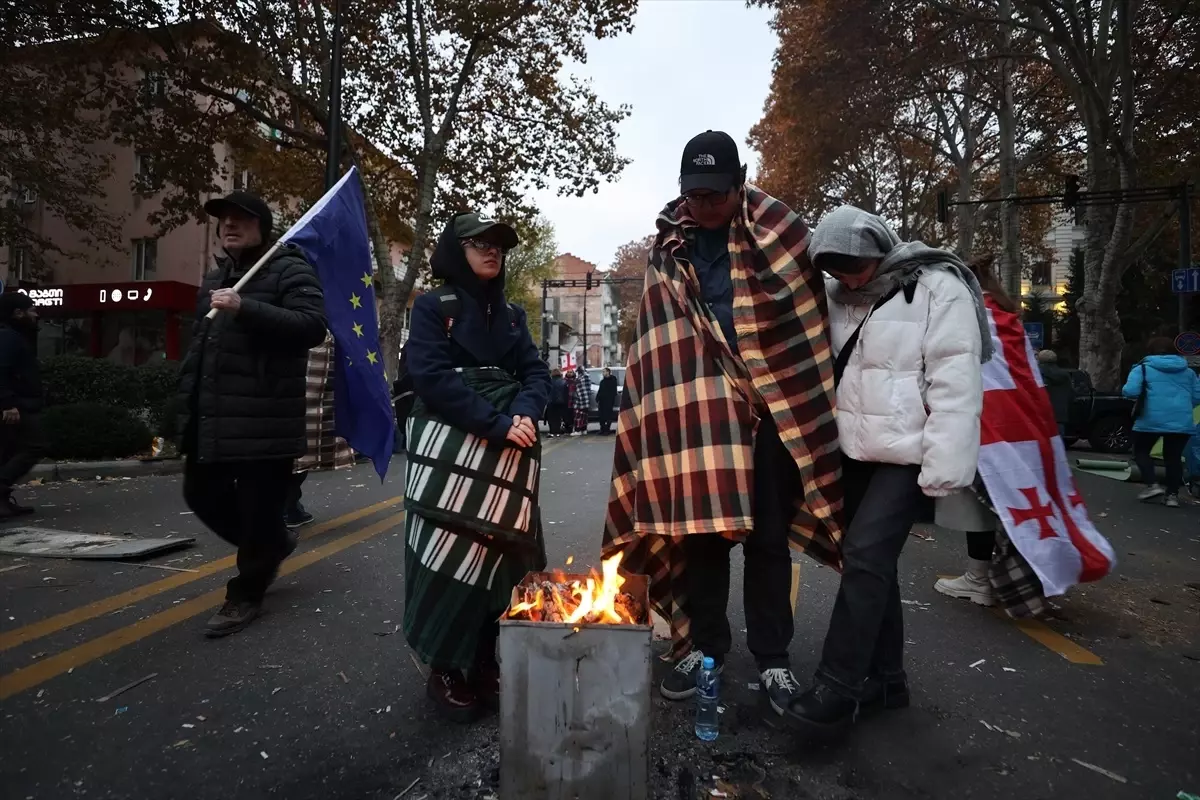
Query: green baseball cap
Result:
<box><xmin>453</xmin><ymin>212</ymin><xmax>519</xmax><ymax>250</ymax></box>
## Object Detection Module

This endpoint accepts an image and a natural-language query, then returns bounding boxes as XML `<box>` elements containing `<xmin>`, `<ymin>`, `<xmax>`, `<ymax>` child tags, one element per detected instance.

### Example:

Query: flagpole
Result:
<box><xmin>324</xmin><ymin>0</ymin><xmax>345</xmax><ymax>191</ymax></box>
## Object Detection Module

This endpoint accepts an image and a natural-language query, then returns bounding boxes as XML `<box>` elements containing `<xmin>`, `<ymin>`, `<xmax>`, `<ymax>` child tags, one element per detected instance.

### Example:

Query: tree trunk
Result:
<box><xmin>955</xmin><ymin>168</ymin><xmax>976</xmax><ymax>256</ymax></box>
<box><xmin>996</xmin><ymin>0</ymin><xmax>1022</xmax><ymax>297</ymax></box>
<box><xmin>378</xmin><ymin>148</ymin><xmax>439</xmax><ymax>372</ymax></box>
<box><xmin>1076</xmin><ymin>136</ymin><xmax>1126</xmax><ymax>390</ymax></box>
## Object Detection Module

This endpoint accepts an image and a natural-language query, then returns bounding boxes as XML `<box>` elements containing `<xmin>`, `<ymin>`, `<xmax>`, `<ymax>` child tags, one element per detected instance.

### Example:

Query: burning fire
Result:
<box><xmin>507</xmin><ymin>553</ymin><xmax>643</xmax><ymax>625</ymax></box>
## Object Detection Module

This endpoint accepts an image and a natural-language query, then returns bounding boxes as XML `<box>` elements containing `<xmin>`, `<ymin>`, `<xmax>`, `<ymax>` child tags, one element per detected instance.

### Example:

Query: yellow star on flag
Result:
<box><xmin>352</xmin><ymin>322</ymin><xmax>364</xmax><ymax>338</ymax></box>
<box><xmin>360</xmin><ymin>272</ymin><xmax>373</xmax><ymax>288</ymax></box>
<box><xmin>366</xmin><ymin>350</ymin><xmax>379</xmax><ymax>365</ymax></box>
<box><xmin>349</xmin><ymin>293</ymin><xmax>363</xmax><ymax>309</ymax></box>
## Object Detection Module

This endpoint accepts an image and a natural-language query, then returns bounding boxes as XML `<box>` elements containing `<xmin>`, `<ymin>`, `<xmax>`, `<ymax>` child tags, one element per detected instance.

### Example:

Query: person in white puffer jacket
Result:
<box><xmin>787</xmin><ymin>205</ymin><xmax>990</xmax><ymax>739</ymax></box>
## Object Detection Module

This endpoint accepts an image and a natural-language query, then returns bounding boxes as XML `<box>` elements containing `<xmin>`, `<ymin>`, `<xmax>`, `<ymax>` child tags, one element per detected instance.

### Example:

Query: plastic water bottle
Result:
<box><xmin>694</xmin><ymin>656</ymin><xmax>720</xmax><ymax>741</ymax></box>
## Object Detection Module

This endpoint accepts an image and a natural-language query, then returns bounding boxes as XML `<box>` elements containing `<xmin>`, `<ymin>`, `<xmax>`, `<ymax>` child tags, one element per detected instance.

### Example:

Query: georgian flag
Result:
<box><xmin>977</xmin><ymin>298</ymin><xmax>1116</xmax><ymax>596</ymax></box>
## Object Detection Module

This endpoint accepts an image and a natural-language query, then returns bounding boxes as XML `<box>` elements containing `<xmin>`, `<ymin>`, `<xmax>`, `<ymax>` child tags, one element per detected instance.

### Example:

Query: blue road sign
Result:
<box><xmin>1024</xmin><ymin>322</ymin><xmax>1044</xmax><ymax>350</ymax></box>
<box><xmin>1171</xmin><ymin>267</ymin><xmax>1200</xmax><ymax>294</ymax></box>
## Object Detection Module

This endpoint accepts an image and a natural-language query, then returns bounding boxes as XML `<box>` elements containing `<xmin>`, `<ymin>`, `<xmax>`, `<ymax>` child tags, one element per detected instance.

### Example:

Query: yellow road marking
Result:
<box><xmin>1001</xmin><ymin>611</ymin><xmax>1104</xmax><ymax>665</ymax></box>
<box><xmin>789</xmin><ymin>562</ymin><xmax>801</xmax><ymax>613</ymax></box>
<box><xmin>0</xmin><ymin>512</ymin><xmax>405</xmax><ymax>700</ymax></box>
<box><xmin>0</xmin><ymin>496</ymin><xmax>403</xmax><ymax>654</ymax></box>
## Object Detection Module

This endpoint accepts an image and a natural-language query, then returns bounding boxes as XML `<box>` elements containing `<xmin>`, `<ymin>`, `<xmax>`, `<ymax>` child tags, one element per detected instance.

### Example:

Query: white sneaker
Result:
<box><xmin>1138</xmin><ymin>484</ymin><xmax>1166</xmax><ymax>502</ymax></box>
<box><xmin>1165</xmin><ymin>494</ymin><xmax>1180</xmax><ymax>508</ymax></box>
<box><xmin>934</xmin><ymin>558</ymin><xmax>995</xmax><ymax>606</ymax></box>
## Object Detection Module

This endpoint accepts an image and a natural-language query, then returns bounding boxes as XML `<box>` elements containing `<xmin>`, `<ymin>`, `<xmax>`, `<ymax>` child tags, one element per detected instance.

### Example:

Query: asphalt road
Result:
<box><xmin>0</xmin><ymin>438</ymin><xmax>1197</xmax><ymax>800</ymax></box>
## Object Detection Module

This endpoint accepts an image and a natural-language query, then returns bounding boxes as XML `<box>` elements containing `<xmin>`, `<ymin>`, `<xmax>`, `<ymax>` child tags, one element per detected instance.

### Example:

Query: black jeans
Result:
<box><xmin>286</xmin><ymin>470</ymin><xmax>307</xmax><ymax>515</ymax></box>
<box><xmin>183</xmin><ymin>457</ymin><xmax>295</xmax><ymax>603</ymax></box>
<box><xmin>546</xmin><ymin>404</ymin><xmax>568</xmax><ymax>435</ymax></box>
<box><xmin>816</xmin><ymin>458</ymin><xmax>925</xmax><ymax>700</ymax></box>
<box><xmin>683</xmin><ymin>419</ymin><xmax>796</xmax><ymax>670</ymax></box>
<box><xmin>0</xmin><ymin>412</ymin><xmax>47</xmax><ymax>492</ymax></box>
<box><xmin>598</xmin><ymin>412</ymin><xmax>615</xmax><ymax>435</ymax></box>
<box><xmin>1133</xmin><ymin>431</ymin><xmax>1189</xmax><ymax>495</ymax></box>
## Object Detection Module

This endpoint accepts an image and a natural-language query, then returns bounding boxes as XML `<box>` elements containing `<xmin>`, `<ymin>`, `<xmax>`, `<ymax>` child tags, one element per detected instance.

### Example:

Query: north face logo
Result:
<box><xmin>692</xmin><ymin>154</ymin><xmax>716</xmax><ymax>167</ymax></box>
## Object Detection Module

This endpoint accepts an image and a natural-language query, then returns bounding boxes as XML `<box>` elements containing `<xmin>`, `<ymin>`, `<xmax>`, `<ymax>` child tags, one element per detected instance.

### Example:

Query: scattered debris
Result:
<box><xmin>131</xmin><ymin>563</ymin><xmax>200</xmax><ymax>574</ymax></box>
<box><xmin>171</xmin><ymin>739</ymin><xmax>191</xmax><ymax>749</ymax></box>
<box><xmin>373</xmin><ymin>625</ymin><xmax>401</xmax><ymax>637</ymax></box>
<box><xmin>1002</xmin><ymin>667</ymin><xmax>1017</xmax><ymax>673</ymax></box>
<box><xmin>969</xmin><ymin>659</ymin><xmax>986</xmax><ymax>669</ymax></box>
<box><xmin>393</xmin><ymin>777</ymin><xmax>421</xmax><ymax>799</ymax></box>
<box><xmin>0</xmin><ymin>563</ymin><xmax>29</xmax><ymax>574</ymax></box>
<box><xmin>234</xmin><ymin>727</ymin><xmax>245</xmax><ymax>733</ymax></box>
<box><xmin>196</xmin><ymin>715</ymin><xmax>206</xmax><ymax>721</ymax></box>
<box><xmin>910</xmin><ymin>530</ymin><xmax>934</xmax><ymax>541</ymax></box>
<box><xmin>260</xmin><ymin>751</ymin><xmax>269</xmax><ymax>760</ymax></box>
<box><xmin>115</xmin><ymin>706</ymin><xmax>128</xmax><ymax>715</ymax></box>
<box><xmin>1149</xmin><ymin>597</ymin><xmax>1172</xmax><ymax>606</ymax></box>
<box><xmin>181</xmin><ymin>723</ymin><xmax>195</xmax><ymax>729</ymax></box>
<box><xmin>1070</xmin><ymin>758</ymin><xmax>1127</xmax><ymax>784</ymax></box>
<box><xmin>36</xmin><ymin>689</ymin><xmax>45</xmax><ymax>698</ymax></box>
<box><xmin>747</xmin><ymin>682</ymin><xmax>760</xmax><ymax>691</ymax></box>
<box><xmin>260</xmin><ymin>664</ymin><xmax>283</xmax><ymax>670</ymax></box>
<box><xmin>337</xmin><ymin>671</ymin><xmax>349</xmax><ymax>684</ymax></box>
<box><xmin>95</xmin><ymin>672</ymin><xmax>158</xmax><ymax>703</ymax></box>
<box><xmin>271</xmin><ymin>687</ymin><xmax>283</xmax><ymax>696</ymax></box>
<box><xmin>979</xmin><ymin>719</ymin><xmax>1021</xmax><ymax>739</ymax></box>
<box><xmin>408</xmin><ymin>653</ymin><xmax>429</xmax><ymax>680</ymax></box>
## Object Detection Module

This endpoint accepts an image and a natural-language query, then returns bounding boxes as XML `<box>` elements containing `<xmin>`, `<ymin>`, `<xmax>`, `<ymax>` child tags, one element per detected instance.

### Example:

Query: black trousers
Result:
<box><xmin>816</xmin><ymin>458</ymin><xmax>925</xmax><ymax>700</ymax></box>
<box><xmin>286</xmin><ymin>470</ymin><xmax>307</xmax><ymax>514</ymax></box>
<box><xmin>598</xmin><ymin>411</ymin><xmax>615</xmax><ymax>434</ymax></box>
<box><xmin>546</xmin><ymin>404</ymin><xmax>568</xmax><ymax>435</ymax></box>
<box><xmin>0</xmin><ymin>413</ymin><xmax>46</xmax><ymax>492</ymax></box>
<box><xmin>1133</xmin><ymin>431</ymin><xmax>1189</xmax><ymax>495</ymax></box>
<box><xmin>683</xmin><ymin>419</ymin><xmax>796</xmax><ymax>670</ymax></box>
<box><xmin>183</xmin><ymin>457</ymin><xmax>294</xmax><ymax>603</ymax></box>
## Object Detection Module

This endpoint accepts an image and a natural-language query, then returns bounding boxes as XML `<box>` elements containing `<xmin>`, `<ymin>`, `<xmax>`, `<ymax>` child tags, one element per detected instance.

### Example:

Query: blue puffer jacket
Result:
<box><xmin>1121</xmin><ymin>355</ymin><xmax>1200</xmax><ymax>434</ymax></box>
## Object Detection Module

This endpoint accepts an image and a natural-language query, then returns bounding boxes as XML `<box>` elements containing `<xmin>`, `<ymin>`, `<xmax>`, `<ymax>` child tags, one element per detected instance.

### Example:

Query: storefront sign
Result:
<box><xmin>17</xmin><ymin>288</ymin><xmax>65</xmax><ymax>307</ymax></box>
<box><xmin>8</xmin><ymin>281</ymin><xmax>196</xmax><ymax>313</ymax></box>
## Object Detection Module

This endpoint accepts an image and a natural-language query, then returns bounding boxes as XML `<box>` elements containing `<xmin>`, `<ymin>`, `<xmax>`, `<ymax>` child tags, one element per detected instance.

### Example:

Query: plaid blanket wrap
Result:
<box><xmin>295</xmin><ymin>335</ymin><xmax>355</xmax><ymax>474</ymax></box>
<box><xmin>601</xmin><ymin>184</ymin><xmax>845</xmax><ymax>659</ymax></box>
<box><xmin>968</xmin><ymin>481</ymin><xmax>1047</xmax><ymax>618</ymax></box>
<box><xmin>404</xmin><ymin>367</ymin><xmax>541</xmax><ymax>551</ymax></box>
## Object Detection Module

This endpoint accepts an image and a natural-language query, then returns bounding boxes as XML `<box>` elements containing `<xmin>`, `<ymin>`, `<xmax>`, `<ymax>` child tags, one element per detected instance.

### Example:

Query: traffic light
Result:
<box><xmin>936</xmin><ymin>189</ymin><xmax>949</xmax><ymax>224</ymax></box>
<box><xmin>1064</xmin><ymin>174</ymin><xmax>1080</xmax><ymax>210</ymax></box>
<box><xmin>585</xmin><ymin>271</ymin><xmax>593</xmax><ymax>291</ymax></box>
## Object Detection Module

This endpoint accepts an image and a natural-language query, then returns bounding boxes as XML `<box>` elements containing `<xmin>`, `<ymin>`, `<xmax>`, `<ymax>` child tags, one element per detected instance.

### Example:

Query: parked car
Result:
<box><xmin>1061</xmin><ymin>369</ymin><xmax>1134</xmax><ymax>454</ymax></box>
<box><xmin>586</xmin><ymin>366</ymin><xmax>625</xmax><ymax>422</ymax></box>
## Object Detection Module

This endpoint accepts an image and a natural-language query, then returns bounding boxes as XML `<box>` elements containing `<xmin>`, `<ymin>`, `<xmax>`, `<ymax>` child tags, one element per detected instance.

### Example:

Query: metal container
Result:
<box><xmin>498</xmin><ymin>571</ymin><xmax>652</xmax><ymax>800</ymax></box>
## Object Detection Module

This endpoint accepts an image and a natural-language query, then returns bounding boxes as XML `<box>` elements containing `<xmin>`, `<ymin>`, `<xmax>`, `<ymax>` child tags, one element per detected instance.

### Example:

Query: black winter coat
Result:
<box><xmin>177</xmin><ymin>245</ymin><xmax>327</xmax><ymax>463</ymax></box>
<box><xmin>0</xmin><ymin>324</ymin><xmax>42</xmax><ymax>413</ymax></box>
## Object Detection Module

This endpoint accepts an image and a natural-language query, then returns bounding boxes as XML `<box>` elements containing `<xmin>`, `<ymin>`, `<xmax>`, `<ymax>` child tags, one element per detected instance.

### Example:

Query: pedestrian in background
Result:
<box><xmin>402</xmin><ymin>212</ymin><xmax>550</xmax><ymax>723</ymax></box>
<box><xmin>178</xmin><ymin>190</ymin><xmax>327</xmax><ymax>638</ymax></box>
<box><xmin>1037</xmin><ymin>349</ymin><xmax>1073</xmax><ymax>437</ymax></box>
<box><xmin>571</xmin><ymin>364</ymin><xmax>592</xmax><ymax>435</ymax></box>
<box><xmin>1122</xmin><ymin>337</ymin><xmax>1200</xmax><ymax>508</ymax></box>
<box><xmin>287</xmin><ymin>333</ymin><xmax>355</xmax><ymax>527</ymax></box>
<box><xmin>546</xmin><ymin>368</ymin><xmax>569</xmax><ymax>436</ymax></box>
<box><xmin>595</xmin><ymin>367</ymin><xmax>618</xmax><ymax>435</ymax></box>
<box><xmin>0</xmin><ymin>293</ymin><xmax>45</xmax><ymax>518</ymax></box>
<box><xmin>790</xmin><ymin>205</ymin><xmax>988</xmax><ymax>738</ymax></box>
<box><xmin>564</xmin><ymin>369</ymin><xmax>578</xmax><ymax>433</ymax></box>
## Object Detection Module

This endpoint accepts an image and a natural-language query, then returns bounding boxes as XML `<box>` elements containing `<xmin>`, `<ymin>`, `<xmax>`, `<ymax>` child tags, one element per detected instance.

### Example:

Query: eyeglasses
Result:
<box><xmin>683</xmin><ymin>190</ymin><xmax>731</xmax><ymax>209</ymax></box>
<box><xmin>463</xmin><ymin>238</ymin><xmax>504</xmax><ymax>254</ymax></box>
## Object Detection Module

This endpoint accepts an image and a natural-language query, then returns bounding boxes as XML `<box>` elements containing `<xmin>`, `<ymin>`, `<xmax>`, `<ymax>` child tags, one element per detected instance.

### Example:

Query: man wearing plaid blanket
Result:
<box><xmin>602</xmin><ymin>131</ymin><xmax>844</xmax><ymax>719</ymax></box>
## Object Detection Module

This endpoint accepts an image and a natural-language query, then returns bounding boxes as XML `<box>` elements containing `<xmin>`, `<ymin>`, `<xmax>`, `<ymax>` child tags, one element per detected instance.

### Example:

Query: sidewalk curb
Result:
<box><xmin>28</xmin><ymin>458</ymin><xmax>185</xmax><ymax>483</ymax></box>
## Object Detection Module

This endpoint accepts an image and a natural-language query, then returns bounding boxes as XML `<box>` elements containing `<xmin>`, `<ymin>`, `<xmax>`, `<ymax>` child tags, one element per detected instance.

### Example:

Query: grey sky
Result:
<box><xmin>530</xmin><ymin>0</ymin><xmax>778</xmax><ymax>270</ymax></box>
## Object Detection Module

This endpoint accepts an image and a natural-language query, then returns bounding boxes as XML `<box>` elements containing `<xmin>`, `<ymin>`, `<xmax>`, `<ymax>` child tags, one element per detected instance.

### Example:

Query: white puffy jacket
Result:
<box><xmin>827</xmin><ymin>269</ymin><xmax>983</xmax><ymax>496</ymax></box>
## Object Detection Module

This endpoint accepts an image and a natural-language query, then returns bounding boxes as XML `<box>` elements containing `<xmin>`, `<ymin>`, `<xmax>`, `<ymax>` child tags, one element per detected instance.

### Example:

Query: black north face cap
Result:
<box><xmin>680</xmin><ymin>130</ymin><xmax>742</xmax><ymax>193</ymax></box>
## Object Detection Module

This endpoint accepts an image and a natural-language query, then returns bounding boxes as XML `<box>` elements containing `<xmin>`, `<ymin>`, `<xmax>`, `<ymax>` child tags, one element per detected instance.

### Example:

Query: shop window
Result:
<box><xmin>1031</xmin><ymin>261</ymin><xmax>1051</xmax><ymax>286</ymax></box>
<box><xmin>102</xmin><ymin>311</ymin><xmax>167</xmax><ymax>366</ymax></box>
<box><xmin>36</xmin><ymin>317</ymin><xmax>91</xmax><ymax>359</ymax></box>
<box><xmin>133</xmin><ymin>238</ymin><xmax>158</xmax><ymax>281</ymax></box>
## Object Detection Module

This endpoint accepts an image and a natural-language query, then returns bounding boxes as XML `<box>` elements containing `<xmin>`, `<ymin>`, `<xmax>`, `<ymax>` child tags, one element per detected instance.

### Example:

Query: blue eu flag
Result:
<box><xmin>282</xmin><ymin>167</ymin><xmax>394</xmax><ymax>480</ymax></box>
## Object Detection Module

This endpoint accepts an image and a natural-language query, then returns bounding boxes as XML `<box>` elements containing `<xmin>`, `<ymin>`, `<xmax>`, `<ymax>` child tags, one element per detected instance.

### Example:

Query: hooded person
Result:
<box><xmin>601</xmin><ymin>130</ymin><xmax>845</xmax><ymax>720</ymax></box>
<box><xmin>401</xmin><ymin>212</ymin><xmax>551</xmax><ymax>723</ymax></box>
<box><xmin>177</xmin><ymin>190</ymin><xmax>327</xmax><ymax>638</ymax></box>
<box><xmin>0</xmin><ymin>291</ymin><xmax>45</xmax><ymax>518</ymax></box>
<box><xmin>787</xmin><ymin>205</ymin><xmax>988</xmax><ymax>738</ymax></box>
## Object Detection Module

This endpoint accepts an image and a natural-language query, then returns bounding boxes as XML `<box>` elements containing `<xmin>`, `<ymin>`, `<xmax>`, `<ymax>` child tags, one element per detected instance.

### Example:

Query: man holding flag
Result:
<box><xmin>178</xmin><ymin>190</ymin><xmax>328</xmax><ymax>638</ymax></box>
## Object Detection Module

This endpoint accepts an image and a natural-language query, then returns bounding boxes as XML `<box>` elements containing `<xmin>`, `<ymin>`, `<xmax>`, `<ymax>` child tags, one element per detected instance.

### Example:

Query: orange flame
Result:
<box><xmin>508</xmin><ymin>553</ymin><xmax>637</xmax><ymax>625</ymax></box>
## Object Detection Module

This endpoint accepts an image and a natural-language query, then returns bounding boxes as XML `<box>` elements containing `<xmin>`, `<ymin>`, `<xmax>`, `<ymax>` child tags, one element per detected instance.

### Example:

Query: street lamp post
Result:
<box><xmin>324</xmin><ymin>0</ymin><xmax>344</xmax><ymax>190</ymax></box>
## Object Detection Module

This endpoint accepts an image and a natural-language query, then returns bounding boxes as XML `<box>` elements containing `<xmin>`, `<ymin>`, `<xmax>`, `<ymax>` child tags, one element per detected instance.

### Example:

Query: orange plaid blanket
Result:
<box><xmin>601</xmin><ymin>185</ymin><xmax>844</xmax><ymax>659</ymax></box>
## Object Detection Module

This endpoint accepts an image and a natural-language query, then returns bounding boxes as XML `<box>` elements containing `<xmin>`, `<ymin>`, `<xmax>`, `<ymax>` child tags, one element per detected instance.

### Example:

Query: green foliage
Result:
<box><xmin>41</xmin><ymin>356</ymin><xmax>180</xmax><ymax>436</ymax></box>
<box><xmin>41</xmin><ymin>403</ymin><xmax>153</xmax><ymax>461</ymax></box>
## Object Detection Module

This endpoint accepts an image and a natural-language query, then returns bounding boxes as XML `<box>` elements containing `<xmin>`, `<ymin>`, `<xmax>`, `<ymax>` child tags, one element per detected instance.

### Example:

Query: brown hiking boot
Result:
<box><xmin>427</xmin><ymin>670</ymin><xmax>480</xmax><ymax>723</ymax></box>
<box><xmin>204</xmin><ymin>600</ymin><xmax>261</xmax><ymax>638</ymax></box>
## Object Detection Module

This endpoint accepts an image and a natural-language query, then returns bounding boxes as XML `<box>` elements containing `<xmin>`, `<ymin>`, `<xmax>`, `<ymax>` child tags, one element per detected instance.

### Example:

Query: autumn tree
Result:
<box><xmin>607</xmin><ymin>234</ymin><xmax>653</xmax><ymax>351</ymax></box>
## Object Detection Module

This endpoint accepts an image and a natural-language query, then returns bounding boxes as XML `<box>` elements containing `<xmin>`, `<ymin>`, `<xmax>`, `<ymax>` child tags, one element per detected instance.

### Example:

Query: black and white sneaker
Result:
<box><xmin>660</xmin><ymin>650</ymin><xmax>720</xmax><ymax>701</ymax></box>
<box><xmin>760</xmin><ymin>667</ymin><xmax>801</xmax><ymax>716</ymax></box>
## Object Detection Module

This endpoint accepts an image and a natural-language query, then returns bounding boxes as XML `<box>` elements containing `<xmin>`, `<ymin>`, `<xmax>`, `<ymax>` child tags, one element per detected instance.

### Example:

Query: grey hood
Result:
<box><xmin>810</xmin><ymin>205</ymin><xmax>993</xmax><ymax>362</ymax></box>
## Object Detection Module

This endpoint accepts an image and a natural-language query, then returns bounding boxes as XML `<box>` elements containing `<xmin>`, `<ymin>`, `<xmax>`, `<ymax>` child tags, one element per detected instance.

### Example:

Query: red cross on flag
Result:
<box><xmin>977</xmin><ymin>297</ymin><xmax>1116</xmax><ymax>596</ymax></box>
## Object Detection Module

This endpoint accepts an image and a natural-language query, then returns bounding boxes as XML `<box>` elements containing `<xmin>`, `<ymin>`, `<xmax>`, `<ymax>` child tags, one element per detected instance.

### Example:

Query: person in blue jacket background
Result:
<box><xmin>401</xmin><ymin>211</ymin><xmax>551</xmax><ymax>723</ymax></box>
<box><xmin>1121</xmin><ymin>336</ymin><xmax>1200</xmax><ymax>508</ymax></box>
